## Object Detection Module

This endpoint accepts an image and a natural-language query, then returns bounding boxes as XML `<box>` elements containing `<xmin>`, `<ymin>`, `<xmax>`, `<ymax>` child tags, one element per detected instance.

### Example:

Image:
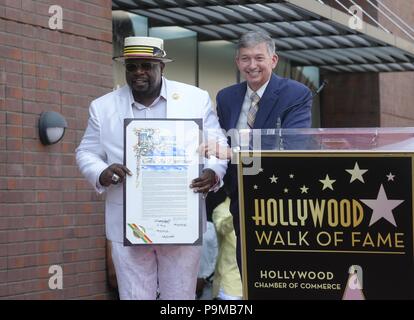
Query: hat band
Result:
<box><xmin>123</xmin><ymin>45</ymin><xmax>165</xmax><ymax>58</ymax></box>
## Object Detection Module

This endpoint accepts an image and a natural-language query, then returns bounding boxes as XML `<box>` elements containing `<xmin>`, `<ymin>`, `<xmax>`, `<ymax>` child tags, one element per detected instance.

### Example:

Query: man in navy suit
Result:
<box><xmin>211</xmin><ymin>31</ymin><xmax>313</xmax><ymax>272</ymax></box>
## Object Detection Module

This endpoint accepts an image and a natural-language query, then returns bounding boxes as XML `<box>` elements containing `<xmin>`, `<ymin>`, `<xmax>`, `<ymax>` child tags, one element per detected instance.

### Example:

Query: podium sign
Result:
<box><xmin>238</xmin><ymin>151</ymin><xmax>414</xmax><ymax>299</ymax></box>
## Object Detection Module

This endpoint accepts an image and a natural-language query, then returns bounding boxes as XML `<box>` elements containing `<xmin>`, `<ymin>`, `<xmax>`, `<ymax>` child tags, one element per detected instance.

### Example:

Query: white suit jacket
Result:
<box><xmin>76</xmin><ymin>79</ymin><xmax>228</xmax><ymax>243</ymax></box>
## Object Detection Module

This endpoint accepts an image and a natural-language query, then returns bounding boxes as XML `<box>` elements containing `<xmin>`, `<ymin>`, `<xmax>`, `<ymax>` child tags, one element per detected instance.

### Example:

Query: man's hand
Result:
<box><xmin>190</xmin><ymin>168</ymin><xmax>216</xmax><ymax>194</ymax></box>
<box><xmin>199</xmin><ymin>140</ymin><xmax>231</xmax><ymax>160</ymax></box>
<box><xmin>99</xmin><ymin>164</ymin><xmax>132</xmax><ymax>187</ymax></box>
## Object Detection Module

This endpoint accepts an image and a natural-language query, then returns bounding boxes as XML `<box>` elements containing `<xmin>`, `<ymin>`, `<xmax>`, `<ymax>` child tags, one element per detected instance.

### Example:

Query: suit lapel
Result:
<box><xmin>229</xmin><ymin>83</ymin><xmax>247</xmax><ymax>129</ymax></box>
<box><xmin>253</xmin><ymin>74</ymin><xmax>282</xmax><ymax>129</ymax></box>
<box><xmin>165</xmin><ymin>79</ymin><xmax>182</xmax><ymax>119</ymax></box>
<box><xmin>117</xmin><ymin>86</ymin><xmax>134</xmax><ymax>124</ymax></box>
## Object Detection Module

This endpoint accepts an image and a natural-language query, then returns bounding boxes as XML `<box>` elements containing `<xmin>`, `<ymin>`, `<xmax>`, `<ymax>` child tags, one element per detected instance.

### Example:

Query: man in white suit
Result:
<box><xmin>76</xmin><ymin>37</ymin><xmax>227</xmax><ymax>300</ymax></box>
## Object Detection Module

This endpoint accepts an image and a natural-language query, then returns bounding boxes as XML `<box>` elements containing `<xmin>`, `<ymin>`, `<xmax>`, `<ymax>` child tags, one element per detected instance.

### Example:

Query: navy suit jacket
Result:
<box><xmin>212</xmin><ymin>73</ymin><xmax>313</xmax><ymax>235</ymax></box>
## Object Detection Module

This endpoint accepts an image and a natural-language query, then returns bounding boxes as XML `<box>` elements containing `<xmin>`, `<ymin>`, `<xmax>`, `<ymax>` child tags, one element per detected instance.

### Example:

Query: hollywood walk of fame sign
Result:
<box><xmin>238</xmin><ymin>151</ymin><xmax>414</xmax><ymax>300</ymax></box>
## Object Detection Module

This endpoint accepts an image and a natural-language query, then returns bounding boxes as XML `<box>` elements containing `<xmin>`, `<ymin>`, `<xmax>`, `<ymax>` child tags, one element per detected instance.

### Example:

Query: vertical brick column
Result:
<box><xmin>0</xmin><ymin>0</ymin><xmax>114</xmax><ymax>299</ymax></box>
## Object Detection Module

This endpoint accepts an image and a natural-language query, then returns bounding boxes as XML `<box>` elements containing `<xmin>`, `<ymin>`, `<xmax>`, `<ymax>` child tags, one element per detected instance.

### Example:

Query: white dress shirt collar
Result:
<box><xmin>246</xmin><ymin>79</ymin><xmax>270</xmax><ymax>99</ymax></box>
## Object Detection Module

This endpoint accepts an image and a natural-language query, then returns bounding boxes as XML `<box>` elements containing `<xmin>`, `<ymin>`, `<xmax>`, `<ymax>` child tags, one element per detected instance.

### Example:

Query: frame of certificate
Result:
<box><xmin>123</xmin><ymin>118</ymin><xmax>202</xmax><ymax>245</ymax></box>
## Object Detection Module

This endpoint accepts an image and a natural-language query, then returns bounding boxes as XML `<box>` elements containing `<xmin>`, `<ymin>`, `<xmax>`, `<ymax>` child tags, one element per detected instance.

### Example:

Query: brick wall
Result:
<box><xmin>320</xmin><ymin>73</ymin><xmax>380</xmax><ymax>128</ymax></box>
<box><xmin>0</xmin><ymin>0</ymin><xmax>114</xmax><ymax>299</ymax></box>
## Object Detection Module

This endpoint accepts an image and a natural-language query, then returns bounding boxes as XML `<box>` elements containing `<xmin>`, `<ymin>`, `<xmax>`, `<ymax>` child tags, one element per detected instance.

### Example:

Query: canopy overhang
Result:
<box><xmin>112</xmin><ymin>0</ymin><xmax>414</xmax><ymax>73</ymax></box>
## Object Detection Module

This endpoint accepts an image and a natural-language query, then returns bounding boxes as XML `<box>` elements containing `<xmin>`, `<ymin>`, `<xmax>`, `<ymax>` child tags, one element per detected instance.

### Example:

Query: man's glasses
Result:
<box><xmin>124</xmin><ymin>62</ymin><xmax>159</xmax><ymax>72</ymax></box>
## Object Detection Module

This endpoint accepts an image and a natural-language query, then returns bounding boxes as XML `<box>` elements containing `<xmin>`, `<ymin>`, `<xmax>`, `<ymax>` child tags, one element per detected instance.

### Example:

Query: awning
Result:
<box><xmin>112</xmin><ymin>0</ymin><xmax>414</xmax><ymax>73</ymax></box>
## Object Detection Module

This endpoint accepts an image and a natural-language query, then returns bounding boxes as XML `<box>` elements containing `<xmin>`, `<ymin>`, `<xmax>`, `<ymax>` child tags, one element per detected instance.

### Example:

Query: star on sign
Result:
<box><xmin>319</xmin><ymin>174</ymin><xmax>336</xmax><ymax>190</ymax></box>
<box><xmin>269</xmin><ymin>175</ymin><xmax>278</xmax><ymax>183</ymax></box>
<box><xmin>387</xmin><ymin>172</ymin><xmax>395</xmax><ymax>181</ymax></box>
<box><xmin>259</xmin><ymin>168</ymin><xmax>264</xmax><ymax>173</ymax></box>
<box><xmin>360</xmin><ymin>184</ymin><xmax>404</xmax><ymax>227</ymax></box>
<box><xmin>253</xmin><ymin>185</ymin><xmax>258</xmax><ymax>190</ymax></box>
<box><xmin>284</xmin><ymin>188</ymin><xmax>289</xmax><ymax>193</ymax></box>
<box><xmin>289</xmin><ymin>174</ymin><xmax>294</xmax><ymax>179</ymax></box>
<box><xmin>300</xmin><ymin>185</ymin><xmax>309</xmax><ymax>194</ymax></box>
<box><xmin>346</xmin><ymin>162</ymin><xmax>368</xmax><ymax>183</ymax></box>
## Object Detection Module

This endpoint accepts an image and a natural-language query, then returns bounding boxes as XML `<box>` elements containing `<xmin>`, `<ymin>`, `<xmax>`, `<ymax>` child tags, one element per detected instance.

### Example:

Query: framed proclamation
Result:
<box><xmin>238</xmin><ymin>150</ymin><xmax>414</xmax><ymax>300</ymax></box>
<box><xmin>123</xmin><ymin>119</ymin><xmax>202</xmax><ymax>246</ymax></box>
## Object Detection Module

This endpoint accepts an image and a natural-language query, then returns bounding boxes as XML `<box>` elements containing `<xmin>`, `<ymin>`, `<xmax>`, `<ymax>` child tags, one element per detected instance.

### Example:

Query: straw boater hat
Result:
<box><xmin>114</xmin><ymin>36</ymin><xmax>173</xmax><ymax>63</ymax></box>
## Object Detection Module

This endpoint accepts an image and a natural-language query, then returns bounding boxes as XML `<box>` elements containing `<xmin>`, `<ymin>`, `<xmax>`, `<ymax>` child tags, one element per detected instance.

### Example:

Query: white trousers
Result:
<box><xmin>111</xmin><ymin>242</ymin><xmax>202</xmax><ymax>300</ymax></box>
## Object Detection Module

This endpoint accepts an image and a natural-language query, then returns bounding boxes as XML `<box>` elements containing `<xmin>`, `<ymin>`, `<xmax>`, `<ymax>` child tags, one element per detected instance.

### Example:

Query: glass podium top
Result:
<box><xmin>232</xmin><ymin>127</ymin><xmax>414</xmax><ymax>151</ymax></box>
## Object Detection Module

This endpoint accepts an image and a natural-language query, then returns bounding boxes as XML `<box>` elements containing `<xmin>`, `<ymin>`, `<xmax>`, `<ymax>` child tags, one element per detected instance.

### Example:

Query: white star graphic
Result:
<box><xmin>300</xmin><ymin>185</ymin><xmax>309</xmax><ymax>194</ymax></box>
<box><xmin>284</xmin><ymin>188</ymin><xmax>289</xmax><ymax>193</ymax></box>
<box><xmin>259</xmin><ymin>168</ymin><xmax>264</xmax><ymax>173</ymax></box>
<box><xmin>253</xmin><ymin>185</ymin><xmax>258</xmax><ymax>190</ymax></box>
<box><xmin>269</xmin><ymin>175</ymin><xmax>278</xmax><ymax>183</ymax></box>
<box><xmin>346</xmin><ymin>162</ymin><xmax>368</xmax><ymax>183</ymax></box>
<box><xmin>386</xmin><ymin>172</ymin><xmax>395</xmax><ymax>181</ymax></box>
<box><xmin>289</xmin><ymin>174</ymin><xmax>294</xmax><ymax>179</ymax></box>
<box><xmin>360</xmin><ymin>184</ymin><xmax>404</xmax><ymax>227</ymax></box>
<box><xmin>319</xmin><ymin>174</ymin><xmax>336</xmax><ymax>190</ymax></box>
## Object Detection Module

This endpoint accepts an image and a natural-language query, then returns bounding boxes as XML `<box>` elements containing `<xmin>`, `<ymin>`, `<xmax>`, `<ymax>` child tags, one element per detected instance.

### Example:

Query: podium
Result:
<box><xmin>236</xmin><ymin>128</ymin><xmax>414</xmax><ymax>299</ymax></box>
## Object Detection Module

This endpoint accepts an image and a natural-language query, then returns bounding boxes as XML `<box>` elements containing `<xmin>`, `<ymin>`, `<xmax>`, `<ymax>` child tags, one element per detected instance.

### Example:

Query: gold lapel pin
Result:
<box><xmin>172</xmin><ymin>93</ymin><xmax>180</xmax><ymax>100</ymax></box>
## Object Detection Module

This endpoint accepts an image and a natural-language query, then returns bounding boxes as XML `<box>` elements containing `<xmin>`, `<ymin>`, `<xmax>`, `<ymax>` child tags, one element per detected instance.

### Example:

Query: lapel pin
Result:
<box><xmin>172</xmin><ymin>93</ymin><xmax>180</xmax><ymax>100</ymax></box>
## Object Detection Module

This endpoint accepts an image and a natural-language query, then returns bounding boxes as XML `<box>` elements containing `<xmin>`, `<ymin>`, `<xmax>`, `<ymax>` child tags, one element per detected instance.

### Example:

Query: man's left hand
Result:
<box><xmin>190</xmin><ymin>169</ymin><xmax>216</xmax><ymax>194</ymax></box>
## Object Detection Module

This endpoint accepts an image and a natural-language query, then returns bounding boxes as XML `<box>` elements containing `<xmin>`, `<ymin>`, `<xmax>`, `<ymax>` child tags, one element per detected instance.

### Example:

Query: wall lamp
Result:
<box><xmin>38</xmin><ymin>111</ymin><xmax>68</xmax><ymax>145</ymax></box>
